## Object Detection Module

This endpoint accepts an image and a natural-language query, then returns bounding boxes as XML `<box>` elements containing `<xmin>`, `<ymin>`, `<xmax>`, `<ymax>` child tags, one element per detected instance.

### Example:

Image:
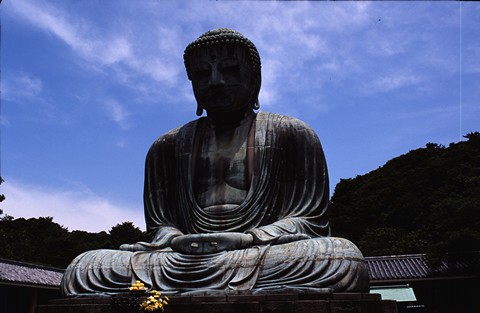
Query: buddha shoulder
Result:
<box><xmin>147</xmin><ymin>120</ymin><xmax>198</xmax><ymax>154</ymax></box>
<box><xmin>259</xmin><ymin>112</ymin><xmax>319</xmax><ymax>141</ymax></box>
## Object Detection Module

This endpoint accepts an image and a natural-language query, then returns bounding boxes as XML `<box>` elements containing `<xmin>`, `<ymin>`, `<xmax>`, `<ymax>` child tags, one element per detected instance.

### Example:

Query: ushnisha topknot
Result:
<box><xmin>183</xmin><ymin>28</ymin><xmax>261</xmax><ymax>80</ymax></box>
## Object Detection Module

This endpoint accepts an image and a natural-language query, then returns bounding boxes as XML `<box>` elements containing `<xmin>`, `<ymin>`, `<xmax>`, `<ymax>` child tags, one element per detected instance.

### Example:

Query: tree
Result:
<box><xmin>329</xmin><ymin>133</ymin><xmax>480</xmax><ymax>258</ymax></box>
<box><xmin>0</xmin><ymin>176</ymin><xmax>9</xmax><ymax>221</ymax></box>
<box><xmin>463</xmin><ymin>131</ymin><xmax>480</xmax><ymax>139</ymax></box>
<box><xmin>0</xmin><ymin>216</ymin><xmax>69</xmax><ymax>266</ymax></box>
<box><xmin>109</xmin><ymin>221</ymin><xmax>148</xmax><ymax>249</ymax></box>
<box><xmin>0</xmin><ymin>176</ymin><xmax>5</xmax><ymax>202</ymax></box>
<box><xmin>0</xmin><ymin>215</ymin><xmax>147</xmax><ymax>268</ymax></box>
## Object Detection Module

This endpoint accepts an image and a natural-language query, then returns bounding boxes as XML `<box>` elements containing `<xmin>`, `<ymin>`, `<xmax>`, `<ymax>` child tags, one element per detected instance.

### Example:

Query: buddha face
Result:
<box><xmin>188</xmin><ymin>44</ymin><xmax>257</xmax><ymax>114</ymax></box>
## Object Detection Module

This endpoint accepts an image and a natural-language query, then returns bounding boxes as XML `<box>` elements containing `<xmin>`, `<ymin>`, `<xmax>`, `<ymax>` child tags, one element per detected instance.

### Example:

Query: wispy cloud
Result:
<box><xmin>10</xmin><ymin>0</ymin><xmax>99</xmax><ymax>60</ymax></box>
<box><xmin>9</xmin><ymin>0</ymin><xmax>180</xmax><ymax>85</ymax></box>
<box><xmin>102</xmin><ymin>99</ymin><xmax>130</xmax><ymax>130</ymax></box>
<box><xmin>103</xmin><ymin>37</ymin><xmax>133</xmax><ymax>65</ymax></box>
<box><xmin>365</xmin><ymin>72</ymin><xmax>422</xmax><ymax>94</ymax></box>
<box><xmin>8</xmin><ymin>1</ymin><xmax>376</xmax><ymax>112</ymax></box>
<box><xmin>2</xmin><ymin>180</ymin><xmax>144</xmax><ymax>232</ymax></box>
<box><xmin>2</xmin><ymin>72</ymin><xmax>43</xmax><ymax>102</ymax></box>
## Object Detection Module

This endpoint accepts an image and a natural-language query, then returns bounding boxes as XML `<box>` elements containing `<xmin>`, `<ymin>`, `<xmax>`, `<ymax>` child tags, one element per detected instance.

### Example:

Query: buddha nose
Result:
<box><xmin>209</xmin><ymin>68</ymin><xmax>226</xmax><ymax>87</ymax></box>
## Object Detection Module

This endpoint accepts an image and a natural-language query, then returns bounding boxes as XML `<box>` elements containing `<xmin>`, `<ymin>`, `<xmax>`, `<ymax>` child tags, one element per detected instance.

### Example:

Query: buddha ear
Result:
<box><xmin>252</xmin><ymin>71</ymin><xmax>261</xmax><ymax>110</ymax></box>
<box><xmin>196</xmin><ymin>104</ymin><xmax>204</xmax><ymax>116</ymax></box>
<box><xmin>253</xmin><ymin>98</ymin><xmax>260</xmax><ymax>110</ymax></box>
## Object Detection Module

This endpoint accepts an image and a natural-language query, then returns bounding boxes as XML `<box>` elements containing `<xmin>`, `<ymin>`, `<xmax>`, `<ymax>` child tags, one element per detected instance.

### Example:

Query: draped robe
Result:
<box><xmin>61</xmin><ymin>112</ymin><xmax>369</xmax><ymax>296</ymax></box>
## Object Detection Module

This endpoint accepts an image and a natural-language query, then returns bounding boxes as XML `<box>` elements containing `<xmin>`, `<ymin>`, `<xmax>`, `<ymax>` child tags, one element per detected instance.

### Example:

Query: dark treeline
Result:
<box><xmin>329</xmin><ymin>132</ymin><xmax>480</xmax><ymax>263</ymax></box>
<box><xmin>1</xmin><ymin>132</ymin><xmax>479</xmax><ymax>268</ymax></box>
<box><xmin>0</xmin><ymin>216</ymin><xmax>147</xmax><ymax>268</ymax></box>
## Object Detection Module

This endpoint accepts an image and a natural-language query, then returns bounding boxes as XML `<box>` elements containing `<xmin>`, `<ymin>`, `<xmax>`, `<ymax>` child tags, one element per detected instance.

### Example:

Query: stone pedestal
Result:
<box><xmin>38</xmin><ymin>292</ymin><xmax>397</xmax><ymax>313</ymax></box>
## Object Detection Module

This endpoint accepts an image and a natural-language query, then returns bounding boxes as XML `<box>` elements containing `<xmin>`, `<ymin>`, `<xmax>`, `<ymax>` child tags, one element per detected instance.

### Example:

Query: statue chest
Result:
<box><xmin>193</xmin><ymin>122</ymin><xmax>251</xmax><ymax>208</ymax></box>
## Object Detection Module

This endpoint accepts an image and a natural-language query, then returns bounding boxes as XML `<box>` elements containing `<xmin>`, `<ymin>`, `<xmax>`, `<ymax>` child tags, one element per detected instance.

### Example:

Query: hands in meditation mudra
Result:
<box><xmin>61</xmin><ymin>28</ymin><xmax>369</xmax><ymax>296</ymax></box>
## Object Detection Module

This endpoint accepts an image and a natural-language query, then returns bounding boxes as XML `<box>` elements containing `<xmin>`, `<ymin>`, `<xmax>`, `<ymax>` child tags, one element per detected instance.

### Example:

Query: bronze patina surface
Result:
<box><xmin>61</xmin><ymin>29</ymin><xmax>369</xmax><ymax>296</ymax></box>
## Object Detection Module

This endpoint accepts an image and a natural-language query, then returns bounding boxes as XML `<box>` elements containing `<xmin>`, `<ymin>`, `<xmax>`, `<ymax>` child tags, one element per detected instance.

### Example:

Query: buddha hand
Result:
<box><xmin>171</xmin><ymin>232</ymin><xmax>254</xmax><ymax>255</ymax></box>
<box><xmin>271</xmin><ymin>234</ymin><xmax>312</xmax><ymax>245</ymax></box>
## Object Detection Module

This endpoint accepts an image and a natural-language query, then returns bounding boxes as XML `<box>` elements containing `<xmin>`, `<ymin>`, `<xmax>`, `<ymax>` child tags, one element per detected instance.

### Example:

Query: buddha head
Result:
<box><xmin>184</xmin><ymin>28</ymin><xmax>262</xmax><ymax>116</ymax></box>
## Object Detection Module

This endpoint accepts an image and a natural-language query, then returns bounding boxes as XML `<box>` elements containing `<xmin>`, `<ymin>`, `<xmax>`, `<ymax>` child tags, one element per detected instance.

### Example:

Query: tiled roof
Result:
<box><xmin>366</xmin><ymin>254</ymin><xmax>430</xmax><ymax>281</ymax></box>
<box><xmin>0</xmin><ymin>259</ymin><xmax>64</xmax><ymax>288</ymax></box>
<box><xmin>365</xmin><ymin>253</ymin><xmax>480</xmax><ymax>281</ymax></box>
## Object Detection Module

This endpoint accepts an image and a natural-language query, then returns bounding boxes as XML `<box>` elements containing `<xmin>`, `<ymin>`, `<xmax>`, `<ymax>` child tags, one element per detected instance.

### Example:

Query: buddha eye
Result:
<box><xmin>219</xmin><ymin>59</ymin><xmax>240</xmax><ymax>75</ymax></box>
<box><xmin>192</xmin><ymin>68</ymin><xmax>211</xmax><ymax>81</ymax></box>
<box><xmin>221</xmin><ymin>64</ymin><xmax>240</xmax><ymax>75</ymax></box>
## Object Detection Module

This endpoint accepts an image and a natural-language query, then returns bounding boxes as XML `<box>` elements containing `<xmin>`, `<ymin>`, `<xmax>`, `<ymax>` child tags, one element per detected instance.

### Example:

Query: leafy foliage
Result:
<box><xmin>0</xmin><ymin>176</ymin><xmax>7</xmax><ymax>220</ymax></box>
<box><xmin>109</xmin><ymin>221</ymin><xmax>147</xmax><ymax>249</ymax></box>
<box><xmin>0</xmin><ymin>216</ymin><xmax>147</xmax><ymax>268</ymax></box>
<box><xmin>330</xmin><ymin>132</ymin><xmax>480</xmax><ymax>259</ymax></box>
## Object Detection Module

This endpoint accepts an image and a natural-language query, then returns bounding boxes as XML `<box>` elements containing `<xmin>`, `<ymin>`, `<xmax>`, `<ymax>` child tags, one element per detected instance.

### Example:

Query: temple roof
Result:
<box><xmin>365</xmin><ymin>253</ymin><xmax>480</xmax><ymax>282</ymax></box>
<box><xmin>0</xmin><ymin>258</ymin><xmax>64</xmax><ymax>289</ymax></box>
<box><xmin>366</xmin><ymin>254</ymin><xmax>430</xmax><ymax>281</ymax></box>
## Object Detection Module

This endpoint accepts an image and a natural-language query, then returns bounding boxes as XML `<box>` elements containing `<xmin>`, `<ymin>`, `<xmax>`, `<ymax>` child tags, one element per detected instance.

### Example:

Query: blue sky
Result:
<box><xmin>1</xmin><ymin>1</ymin><xmax>479</xmax><ymax>232</ymax></box>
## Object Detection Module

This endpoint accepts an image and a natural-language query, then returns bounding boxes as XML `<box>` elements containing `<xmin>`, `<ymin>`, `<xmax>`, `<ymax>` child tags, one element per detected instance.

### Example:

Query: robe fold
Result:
<box><xmin>145</xmin><ymin>112</ymin><xmax>330</xmax><ymax>243</ymax></box>
<box><xmin>61</xmin><ymin>112</ymin><xmax>369</xmax><ymax>296</ymax></box>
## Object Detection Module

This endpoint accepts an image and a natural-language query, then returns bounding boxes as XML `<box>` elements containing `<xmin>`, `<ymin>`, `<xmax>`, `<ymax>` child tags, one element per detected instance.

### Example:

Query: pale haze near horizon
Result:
<box><xmin>1</xmin><ymin>1</ymin><xmax>479</xmax><ymax>232</ymax></box>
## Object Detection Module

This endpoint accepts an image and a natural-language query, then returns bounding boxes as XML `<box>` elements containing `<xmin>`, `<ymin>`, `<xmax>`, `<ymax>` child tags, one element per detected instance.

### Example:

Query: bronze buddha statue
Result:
<box><xmin>61</xmin><ymin>28</ymin><xmax>369</xmax><ymax>296</ymax></box>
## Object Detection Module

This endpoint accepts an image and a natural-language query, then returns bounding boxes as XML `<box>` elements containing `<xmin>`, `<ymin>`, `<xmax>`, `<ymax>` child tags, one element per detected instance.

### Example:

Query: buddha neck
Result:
<box><xmin>206</xmin><ymin>108</ymin><xmax>255</xmax><ymax>131</ymax></box>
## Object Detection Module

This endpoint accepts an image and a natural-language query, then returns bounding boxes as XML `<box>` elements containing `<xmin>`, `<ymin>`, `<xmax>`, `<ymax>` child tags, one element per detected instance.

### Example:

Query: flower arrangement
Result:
<box><xmin>129</xmin><ymin>280</ymin><xmax>147</xmax><ymax>291</ymax></box>
<box><xmin>112</xmin><ymin>281</ymin><xmax>169</xmax><ymax>313</ymax></box>
<box><xmin>139</xmin><ymin>290</ymin><xmax>169</xmax><ymax>312</ymax></box>
<box><xmin>115</xmin><ymin>281</ymin><xmax>169</xmax><ymax>312</ymax></box>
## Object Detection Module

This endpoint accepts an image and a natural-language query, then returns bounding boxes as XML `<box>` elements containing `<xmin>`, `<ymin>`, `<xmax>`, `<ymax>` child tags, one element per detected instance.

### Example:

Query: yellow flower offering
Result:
<box><xmin>139</xmin><ymin>289</ymin><xmax>169</xmax><ymax>312</ymax></box>
<box><xmin>129</xmin><ymin>280</ymin><xmax>147</xmax><ymax>291</ymax></box>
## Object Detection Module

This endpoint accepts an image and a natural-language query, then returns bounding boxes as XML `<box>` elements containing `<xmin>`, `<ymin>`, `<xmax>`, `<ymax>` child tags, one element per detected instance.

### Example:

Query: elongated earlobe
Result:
<box><xmin>253</xmin><ymin>99</ymin><xmax>260</xmax><ymax>110</ymax></box>
<box><xmin>196</xmin><ymin>105</ymin><xmax>204</xmax><ymax>116</ymax></box>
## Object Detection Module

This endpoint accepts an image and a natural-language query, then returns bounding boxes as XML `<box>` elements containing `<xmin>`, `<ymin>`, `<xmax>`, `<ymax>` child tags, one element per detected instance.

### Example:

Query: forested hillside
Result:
<box><xmin>0</xmin><ymin>216</ymin><xmax>147</xmax><ymax>268</ymax></box>
<box><xmin>1</xmin><ymin>133</ymin><xmax>479</xmax><ymax>268</ymax></box>
<box><xmin>329</xmin><ymin>132</ymin><xmax>480</xmax><ymax>260</ymax></box>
